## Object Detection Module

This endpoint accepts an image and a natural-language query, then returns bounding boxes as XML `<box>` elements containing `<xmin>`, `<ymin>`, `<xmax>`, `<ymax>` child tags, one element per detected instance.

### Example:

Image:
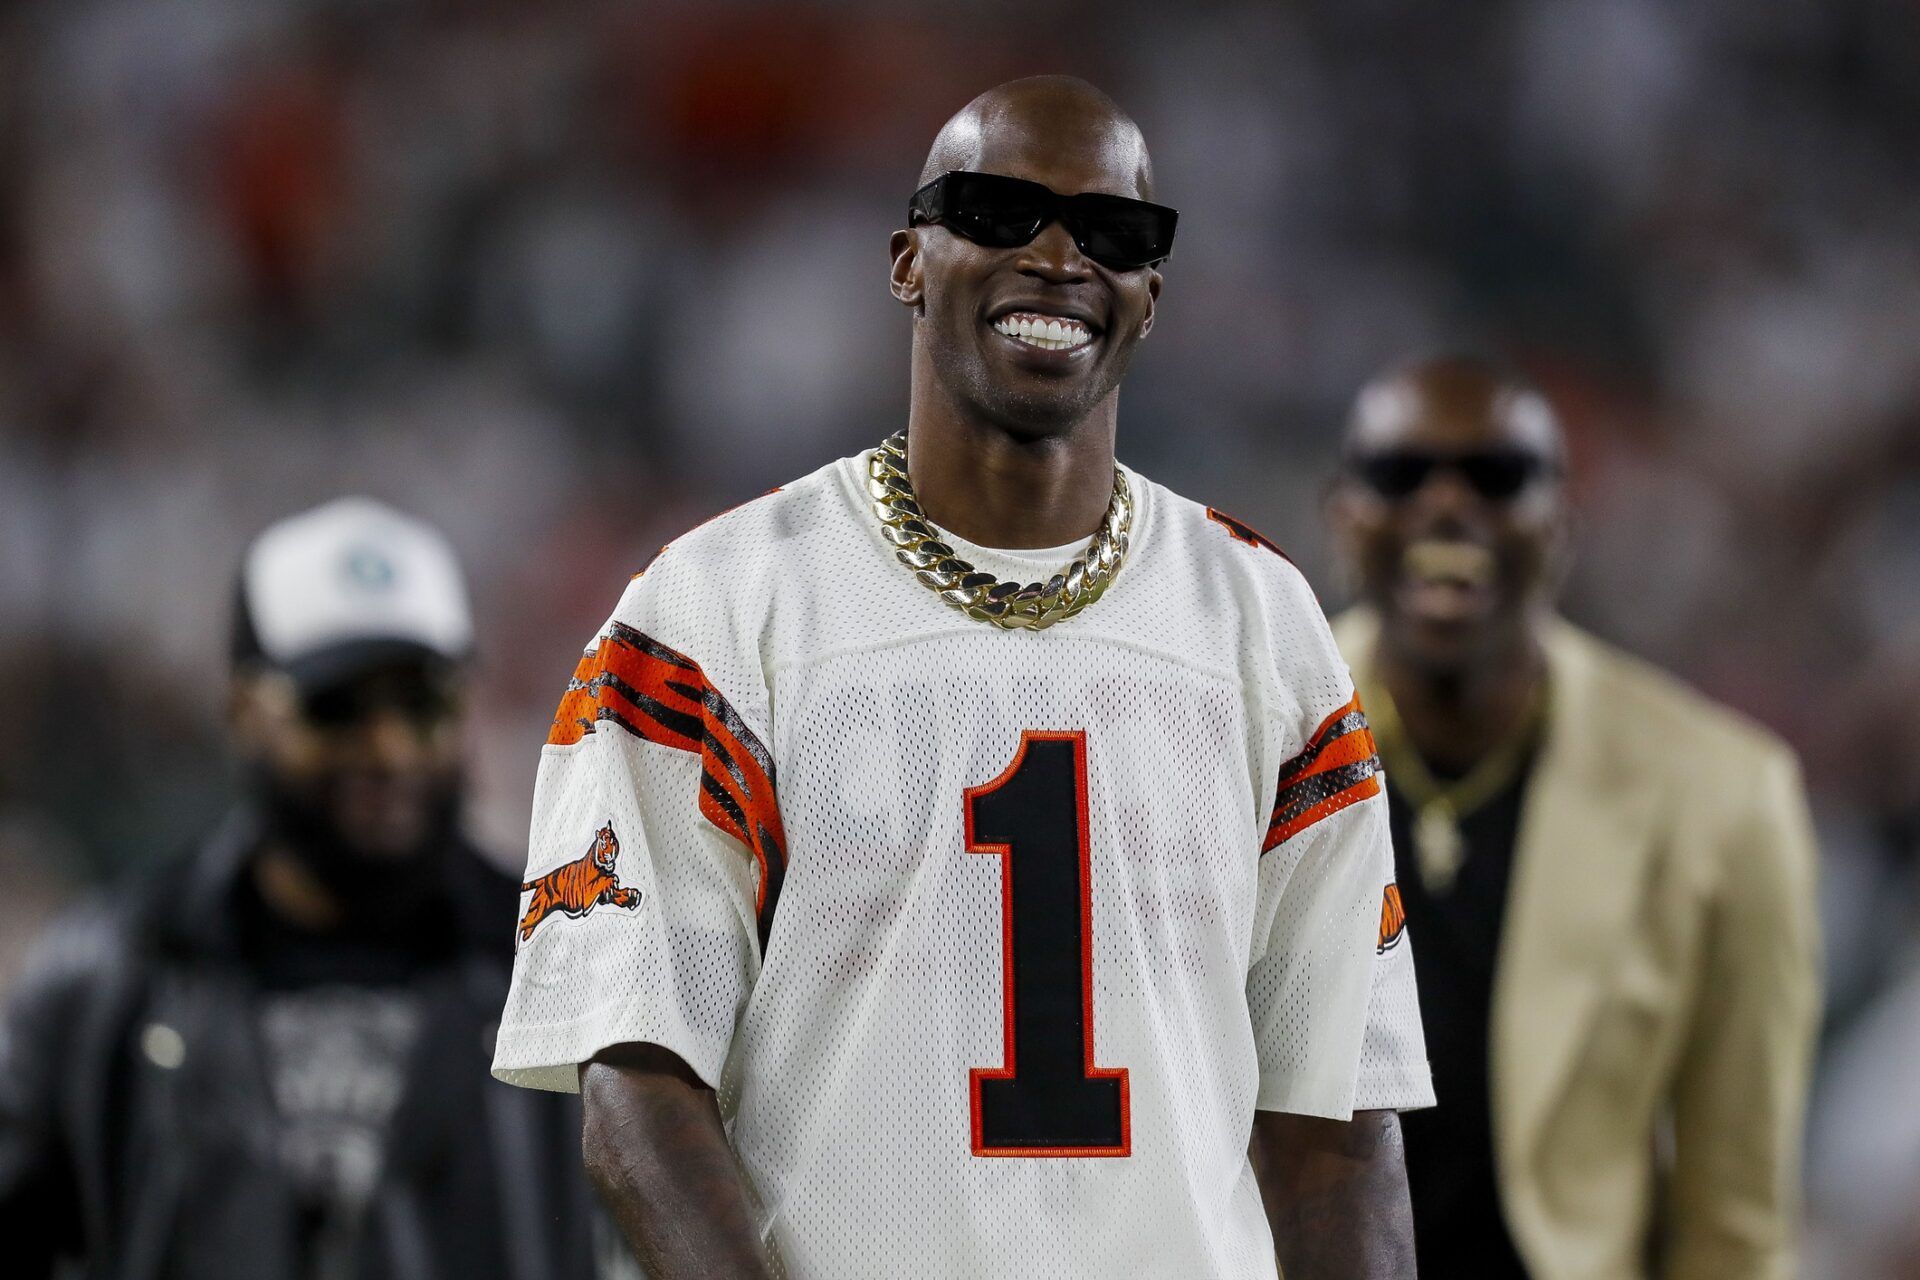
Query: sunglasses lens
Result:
<box><xmin>915</xmin><ymin>173</ymin><xmax>1177</xmax><ymax>268</ymax></box>
<box><xmin>941</xmin><ymin>173</ymin><xmax>1048</xmax><ymax>247</ymax></box>
<box><xmin>1354</xmin><ymin>450</ymin><xmax>1551</xmax><ymax>500</ymax></box>
<box><xmin>1355</xmin><ymin>454</ymin><xmax>1434</xmax><ymax>498</ymax></box>
<box><xmin>301</xmin><ymin>684</ymin><xmax>363</xmax><ymax>728</ymax></box>
<box><xmin>300</xmin><ymin>670</ymin><xmax>460</xmax><ymax>729</ymax></box>
<box><xmin>1458</xmin><ymin>453</ymin><xmax>1540</xmax><ymax>499</ymax></box>
<box><xmin>1066</xmin><ymin>197</ymin><xmax>1175</xmax><ymax>269</ymax></box>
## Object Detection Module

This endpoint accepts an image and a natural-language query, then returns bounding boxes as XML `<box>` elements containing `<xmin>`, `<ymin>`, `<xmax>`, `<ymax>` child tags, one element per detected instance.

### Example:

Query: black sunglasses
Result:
<box><xmin>1347</xmin><ymin>448</ymin><xmax>1558</xmax><ymax>501</ymax></box>
<box><xmin>908</xmin><ymin>170</ymin><xmax>1178</xmax><ymax>271</ymax></box>
<box><xmin>302</xmin><ymin>668</ymin><xmax>463</xmax><ymax>730</ymax></box>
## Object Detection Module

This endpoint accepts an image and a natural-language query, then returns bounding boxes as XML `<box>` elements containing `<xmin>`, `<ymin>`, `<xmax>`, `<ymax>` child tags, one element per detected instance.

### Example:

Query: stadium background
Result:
<box><xmin>0</xmin><ymin>0</ymin><xmax>1916</xmax><ymax>1271</ymax></box>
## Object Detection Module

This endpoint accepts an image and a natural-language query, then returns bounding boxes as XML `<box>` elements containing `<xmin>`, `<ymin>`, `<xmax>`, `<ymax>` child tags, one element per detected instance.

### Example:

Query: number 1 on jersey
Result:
<box><xmin>965</xmin><ymin>731</ymin><xmax>1131</xmax><ymax>1157</ymax></box>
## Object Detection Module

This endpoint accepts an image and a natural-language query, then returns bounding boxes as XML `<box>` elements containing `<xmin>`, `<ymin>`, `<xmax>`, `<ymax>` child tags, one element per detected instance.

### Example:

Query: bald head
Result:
<box><xmin>891</xmin><ymin>76</ymin><xmax>1165</xmax><ymax>446</ymax></box>
<box><xmin>1346</xmin><ymin>356</ymin><xmax>1565</xmax><ymax>465</ymax></box>
<box><xmin>920</xmin><ymin>75</ymin><xmax>1155</xmax><ymax>200</ymax></box>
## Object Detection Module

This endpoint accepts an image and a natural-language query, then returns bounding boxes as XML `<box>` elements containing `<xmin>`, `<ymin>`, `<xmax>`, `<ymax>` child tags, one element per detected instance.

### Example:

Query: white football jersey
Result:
<box><xmin>494</xmin><ymin>449</ymin><xmax>1432</xmax><ymax>1279</ymax></box>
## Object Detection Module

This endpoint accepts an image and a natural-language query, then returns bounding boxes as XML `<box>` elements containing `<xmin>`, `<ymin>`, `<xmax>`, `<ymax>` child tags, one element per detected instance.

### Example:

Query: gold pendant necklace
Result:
<box><xmin>1364</xmin><ymin>679</ymin><xmax>1544</xmax><ymax>895</ymax></box>
<box><xmin>1411</xmin><ymin>798</ymin><xmax>1466</xmax><ymax>893</ymax></box>
<box><xmin>866</xmin><ymin>431</ymin><xmax>1132</xmax><ymax>630</ymax></box>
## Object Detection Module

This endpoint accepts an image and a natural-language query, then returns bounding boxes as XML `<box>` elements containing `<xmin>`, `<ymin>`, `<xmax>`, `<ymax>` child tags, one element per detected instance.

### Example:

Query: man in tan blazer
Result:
<box><xmin>1323</xmin><ymin>356</ymin><xmax>1821</xmax><ymax>1280</ymax></box>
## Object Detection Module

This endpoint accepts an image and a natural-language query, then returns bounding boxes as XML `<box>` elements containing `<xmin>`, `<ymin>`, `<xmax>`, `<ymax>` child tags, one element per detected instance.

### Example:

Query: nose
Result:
<box><xmin>1402</xmin><ymin>465</ymin><xmax>1484</xmax><ymax>529</ymax></box>
<box><xmin>354</xmin><ymin>708</ymin><xmax>430</xmax><ymax>771</ymax></box>
<box><xmin>1014</xmin><ymin>218</ymin><xmax>1091</xmax><ymax>283</ymax></box>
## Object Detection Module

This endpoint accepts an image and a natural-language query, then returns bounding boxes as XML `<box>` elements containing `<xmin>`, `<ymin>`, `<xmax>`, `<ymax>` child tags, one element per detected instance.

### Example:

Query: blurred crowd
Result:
<box><xmin>1</xmin><ymin>0</ymin><xmax>1917</xmax><ymax>1272</ymax></box>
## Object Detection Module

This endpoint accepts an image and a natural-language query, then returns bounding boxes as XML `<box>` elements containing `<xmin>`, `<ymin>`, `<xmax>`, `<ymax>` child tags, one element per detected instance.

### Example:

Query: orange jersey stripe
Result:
<box><xmin>1264</xmin><ymin>773</ymin><xmax>1383</xmax><ymax>847</ymax></box>
<box><xmin>545</xmin><ymin>622</ymin><xmax>787</xmax><ymax>941</ymax></box>
<box><xmin>1263</xmin><ymin>694</ymin><xmax>1384</xmax><ymax>851</ymax></box>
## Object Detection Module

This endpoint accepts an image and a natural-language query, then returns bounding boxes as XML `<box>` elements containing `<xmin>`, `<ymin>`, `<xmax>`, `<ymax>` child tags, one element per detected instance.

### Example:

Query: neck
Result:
<box><xmin>1376</xmin><ymin>627</ymin><xmax>1546</xmax><ymax>777</ymax></box>
<box><xmin>904</xmin><ymin>348</ymin><xmax>1119</xmax><ymax>549</ymax></box>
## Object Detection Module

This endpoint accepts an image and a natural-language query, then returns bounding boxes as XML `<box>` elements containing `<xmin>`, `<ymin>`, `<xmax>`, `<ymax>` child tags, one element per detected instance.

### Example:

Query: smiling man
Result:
<box><xmin>493</xmin><ymin>77</ymin><xmax>1432</xmax><ymax>1279</ymax></box>
<box><xmin>1326</xmin><ymin>356</ymin><xmax>1821</xmax><ymax>1280</ymax></box>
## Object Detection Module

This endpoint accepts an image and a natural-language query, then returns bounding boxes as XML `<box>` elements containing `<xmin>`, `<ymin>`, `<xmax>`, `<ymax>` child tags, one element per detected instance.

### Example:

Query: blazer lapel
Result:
<box><xmin>1490</xmin><ymin>622</ymin><xmax>1663</xmax><ymax>1184</ymax></box>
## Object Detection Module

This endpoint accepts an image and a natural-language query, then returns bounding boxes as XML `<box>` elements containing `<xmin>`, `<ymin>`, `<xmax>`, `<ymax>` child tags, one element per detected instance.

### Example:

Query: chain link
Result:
<box><xmin>866</xmin><ymin>431</ymin><xmax>1132</xmax><ymax>630</ymax></box>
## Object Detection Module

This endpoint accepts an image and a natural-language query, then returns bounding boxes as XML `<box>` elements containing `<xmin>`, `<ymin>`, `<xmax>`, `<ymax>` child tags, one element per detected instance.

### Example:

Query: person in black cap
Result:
<box><xmin>0</xmin><ymin>497</ymin><xmax>607</xmax><ymax>1280</ymax></box>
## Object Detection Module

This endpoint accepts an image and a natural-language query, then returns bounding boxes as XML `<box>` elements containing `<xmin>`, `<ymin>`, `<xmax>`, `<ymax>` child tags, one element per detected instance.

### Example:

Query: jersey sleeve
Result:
<box><xmin>1245</xmin><ymin>580</ymin><xmax>1430</xmax><ymax>1117</ymax></box>
<box><xmin>1352</xmin><ymin>886</ymin><xmax>1436</xmax><ymax>1112</ymax></box>
<box><xmin>492</xmin><ymin>560</ymin><xmax>785</xmax><ymax>1094</ymax></box>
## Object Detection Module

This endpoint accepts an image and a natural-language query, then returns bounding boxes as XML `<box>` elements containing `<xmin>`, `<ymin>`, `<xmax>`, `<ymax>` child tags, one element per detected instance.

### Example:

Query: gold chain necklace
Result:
<box><xmin>866</xmin><ymin>430</ymin><xmax>1133</xmax><ymax>630</ymax></box>
<box><xmin>1364</xmin><ymin>680</ymin><xmax>1544</xmax><ymax>894</ymax></box>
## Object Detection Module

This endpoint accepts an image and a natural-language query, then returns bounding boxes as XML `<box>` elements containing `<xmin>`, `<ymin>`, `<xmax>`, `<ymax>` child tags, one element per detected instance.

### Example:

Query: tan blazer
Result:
<box><xmin>1333</xmin><ymin>610</ymin><xmax>1821</xmax><ymax>1280</ymax></box>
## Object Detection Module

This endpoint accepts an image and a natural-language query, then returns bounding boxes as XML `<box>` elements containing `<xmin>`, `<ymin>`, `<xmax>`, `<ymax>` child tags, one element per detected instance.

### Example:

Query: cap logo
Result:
<box><xmin>340</xmin><ymin>544</ymin><xmax>398</xmax><ymax>593</ymax></box>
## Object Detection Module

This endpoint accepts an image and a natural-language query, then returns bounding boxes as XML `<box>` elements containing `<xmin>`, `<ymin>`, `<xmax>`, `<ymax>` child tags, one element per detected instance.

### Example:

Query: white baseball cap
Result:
<box><xmin>234</xmin><ymin>497</ymin><xmax>474</xmax><ymax>690</ymax></box>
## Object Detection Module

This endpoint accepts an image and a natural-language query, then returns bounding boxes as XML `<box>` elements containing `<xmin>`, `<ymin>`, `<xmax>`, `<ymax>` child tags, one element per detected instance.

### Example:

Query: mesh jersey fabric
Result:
<box><xmin>493</xmin><ymin>450</ymin><xmax>1433</xmax><ymax>1279</ymax></box>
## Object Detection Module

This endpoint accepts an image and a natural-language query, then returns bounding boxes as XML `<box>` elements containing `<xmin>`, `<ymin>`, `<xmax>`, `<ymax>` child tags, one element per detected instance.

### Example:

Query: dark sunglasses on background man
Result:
<box><xmin>301</xmin><ymin>665</ymin><xmax>463</xmax><ymax>730</ymax></box>
<box><xmin>909</xmin><ymin>170</ymin><xmax>1178</xmax><ymax>271</ymax></box>
<box><xmin>1347</xmin><ymin>448</ymin><xmax>1559</xmax><ymax>501</ymax></box>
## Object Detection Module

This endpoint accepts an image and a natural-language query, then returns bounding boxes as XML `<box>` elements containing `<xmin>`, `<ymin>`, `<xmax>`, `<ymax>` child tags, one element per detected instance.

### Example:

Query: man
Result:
<box><xmin>0</xmin><ymin>497</ymin><xmax>601</xmax><ymax>1279</ymax></box>
<box><xmin>1325</xmin><ymin>356</ymin><xmax>1821</xmax><ymax>1279</ymax></box>
<box><xmin>493</xmin><ymin>77</ymin><xmax>1434</xmax><ymax>1279</ymax></box>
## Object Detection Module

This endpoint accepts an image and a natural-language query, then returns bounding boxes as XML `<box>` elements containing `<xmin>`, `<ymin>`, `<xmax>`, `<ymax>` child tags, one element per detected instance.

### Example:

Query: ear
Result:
<box><xmin>1137</xmin><ymin>267</ymin><xmax>1162</xmax><ymax>338</ymax></box>
<box><xmin>889</xmin><ymin>228</ymin><xmax>924</xmax><ymax>309</ymax></box>
<box><xmin>229</xmin><ymin>670</ymin><xmax>297</xmax><ymax>759</ymax></box>
<box><xmin>1321</xmin><ymin>478</ymin><xmax>1368</xmax><ymax>596</ymax></box>
<box><xmin>1544</xmin><ymin>504</ymin><xmax>1577</xmax><ymax>600</ymax></box>
<box><xmin>228</xmin><ymin>673</ymin><xmax>266</xmax><ymax>751</ymax></box>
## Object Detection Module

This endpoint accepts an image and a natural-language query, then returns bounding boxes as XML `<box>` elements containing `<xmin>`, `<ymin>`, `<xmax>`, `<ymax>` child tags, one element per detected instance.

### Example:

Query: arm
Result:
<box><xmin>1251</xmin><ymin>1109</ymin><xmax>1416</xmax><ymax>1279</ymax></box>
<box><xmin>0</xmin><ymin>910</ymin><xmax>106</xmax><ymax>1276</ymax></box>
<box><xmin>1244</xmin><ymin>601</ymin><xmax>1425</xmax><ymax>1278</ymax></box>
<box><xmin>1662</xmin><ymin>748</ymin><xmax>1821</xmax><ymax>1280</ymax></box>
<box><xmin>580</xmin><ymin>1042</ymin><xmax>774</xmax><ymax>1280</ymax></box>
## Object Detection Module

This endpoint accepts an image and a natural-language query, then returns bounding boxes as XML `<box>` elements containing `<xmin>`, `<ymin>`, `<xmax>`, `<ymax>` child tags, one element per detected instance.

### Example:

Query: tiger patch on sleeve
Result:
<box><xmin>544</xmin><ymin>620</ymin><xmax>787</xmax><ymax>945</ymax></box>
<box><xmin>518</xmin><ymin>822</ymin><xmax>642</xmax><ymax>941</ymax></box>
<box><xmin>1377</xmin><ymin>883</ymin><xmax>1407</xmax><ymax>954</ymax></box>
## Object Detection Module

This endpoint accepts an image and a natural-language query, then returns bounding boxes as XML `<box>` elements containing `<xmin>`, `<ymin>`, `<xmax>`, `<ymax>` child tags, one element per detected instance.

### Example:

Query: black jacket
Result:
<box><xmin>0</xmin><ymin>816</ymin><xmax>602</xmax><ymax>1280</ymax></box>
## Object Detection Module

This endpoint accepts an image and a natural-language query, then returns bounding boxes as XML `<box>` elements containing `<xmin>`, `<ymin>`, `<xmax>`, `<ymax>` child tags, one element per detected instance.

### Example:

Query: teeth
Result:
<box><xmin>991</xmin><ymin>312</ymin><xmax>1093</xmax><ymax>352</ymax></box>
<box><xmin>1403</xmin><ymin>540</ymin><xmax>1495</xmax><ymax>587</ymax></box>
